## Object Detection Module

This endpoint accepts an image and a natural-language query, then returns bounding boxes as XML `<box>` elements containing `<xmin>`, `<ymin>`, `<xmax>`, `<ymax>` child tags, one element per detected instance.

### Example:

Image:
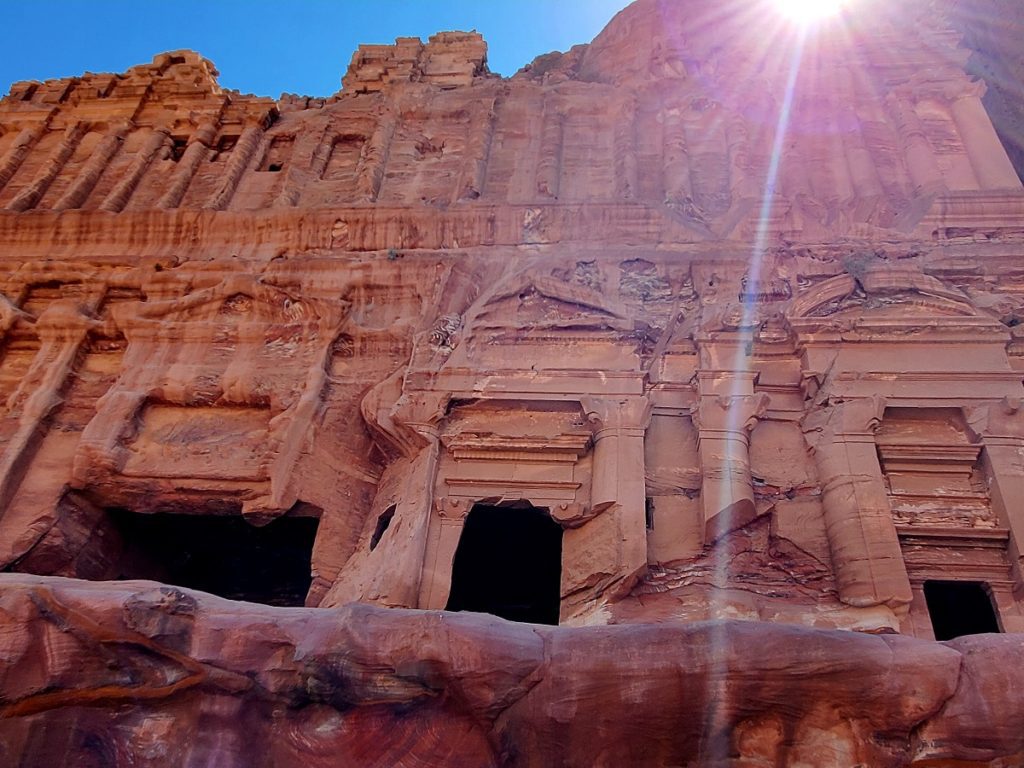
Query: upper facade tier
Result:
<box><xmin>0</xmin><ymin>0</ymin><xmax>1021</xmax><ymax>244</ymax></box>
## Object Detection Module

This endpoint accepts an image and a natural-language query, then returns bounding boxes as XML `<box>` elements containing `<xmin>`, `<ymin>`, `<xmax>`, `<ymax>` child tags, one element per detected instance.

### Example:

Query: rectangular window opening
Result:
<box><xmin>169</xmin><ymin>137</ymin><xmax>188</xmax><ymax>162</ymax></box>
<box><xmin>259</xmin><ymin>136</ymin><xmax>294</xmax><ymax>172</ymax></box>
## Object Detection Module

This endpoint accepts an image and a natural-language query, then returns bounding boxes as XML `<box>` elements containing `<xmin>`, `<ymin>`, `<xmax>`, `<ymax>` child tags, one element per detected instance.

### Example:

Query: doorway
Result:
<box><xmin>445</xmin><ymin>503</ymin><xmax>563</xmax><ymax>625</ymax></box>
<box><xmin>109</xmin><ymin>509</ymin><xmax>319</xmax><ymax>607</ymax></box>
<box><xmin>924</xmin><ymin>580</ymin><xmax>1001</xmax><ymax>641</ymax></box>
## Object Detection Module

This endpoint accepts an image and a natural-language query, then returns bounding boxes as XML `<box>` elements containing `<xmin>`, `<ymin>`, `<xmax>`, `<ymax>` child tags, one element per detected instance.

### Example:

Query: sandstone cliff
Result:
<box><xmin>1</xmin><ymin>0</ymin><xmax>1024</xmax><ymax>764</ymax></box>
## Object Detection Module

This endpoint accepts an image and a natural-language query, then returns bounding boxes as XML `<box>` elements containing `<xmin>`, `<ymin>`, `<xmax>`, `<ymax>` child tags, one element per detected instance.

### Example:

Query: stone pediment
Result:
<box><xmin>813</xmin><ymin>293</ymin><xmax>977</xmax><ymax>322</ymax></box>
<box><xmin>470</xmin><ymin>275</ymin><xmax>629</xmax><ymax>331</ymax></box>
<box><xmin>789</xmin><ymin>271</ymin><xmax>981</xmax><ymax>324</ymax></box>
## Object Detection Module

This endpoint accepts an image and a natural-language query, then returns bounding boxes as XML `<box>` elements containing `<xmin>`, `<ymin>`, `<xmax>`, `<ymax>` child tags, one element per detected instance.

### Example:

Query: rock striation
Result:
<box><xmin>1</xmin><ymin>0</ymin><xmax>1024</xmax><ymax>764</ymax></box>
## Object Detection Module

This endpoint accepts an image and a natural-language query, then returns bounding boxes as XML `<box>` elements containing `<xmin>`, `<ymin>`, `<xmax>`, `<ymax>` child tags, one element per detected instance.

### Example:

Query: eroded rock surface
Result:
<box><xmin>1</xmin><ymin>0</ymin><xmax>1024</xmax><ymax>764</ymax></box>
<box><xmin>3</xmin><ymin>574</ymin><xmax>1024</xmax><ymax>768</ymax></box>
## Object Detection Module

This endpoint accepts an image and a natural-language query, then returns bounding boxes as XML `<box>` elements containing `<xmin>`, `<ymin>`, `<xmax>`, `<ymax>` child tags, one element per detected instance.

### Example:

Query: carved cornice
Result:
<box><xmin>875</xmin><ymin>441</ymin><xmax>983</xmax><ymax>470</ymax></box>
<box><xmin>442</xmin><ymin>432</ymin><xmax>591</xmax><ymax>460</ymax></box>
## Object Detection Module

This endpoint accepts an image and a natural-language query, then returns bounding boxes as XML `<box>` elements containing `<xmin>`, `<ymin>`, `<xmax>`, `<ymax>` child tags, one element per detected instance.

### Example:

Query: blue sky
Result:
<box><xmin>1</xmin><ymin>1</ymin><xmax>632</xmax><ymax>97</ymax></box>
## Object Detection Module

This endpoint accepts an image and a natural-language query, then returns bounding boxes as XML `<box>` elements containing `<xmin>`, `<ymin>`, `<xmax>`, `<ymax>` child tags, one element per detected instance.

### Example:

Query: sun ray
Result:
<box><xmin>774</xmin><ymin>0</ymin><xmax>844</xmax><ymax>25</ymax></box>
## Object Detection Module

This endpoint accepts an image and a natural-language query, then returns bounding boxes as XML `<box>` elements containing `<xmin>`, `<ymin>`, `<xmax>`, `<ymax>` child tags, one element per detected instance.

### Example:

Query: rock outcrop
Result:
<box><xmin>3</xmin><ymin>574</ymin><xmax>1024</xmax><ymax>767</ymax></box>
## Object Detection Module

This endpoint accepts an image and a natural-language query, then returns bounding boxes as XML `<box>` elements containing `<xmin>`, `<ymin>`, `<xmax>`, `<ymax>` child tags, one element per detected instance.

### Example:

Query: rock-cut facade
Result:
<box><xmin>2</xmin><ymin>0</ymin><xmax>1024</xmax><ymax>765</ymax></box>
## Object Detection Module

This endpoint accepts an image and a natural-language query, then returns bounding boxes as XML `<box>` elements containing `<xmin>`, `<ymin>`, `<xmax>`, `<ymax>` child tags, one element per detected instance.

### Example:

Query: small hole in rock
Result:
<box><xmin>369</xmin><ymin>505</ymin><xmax>396</xmax><ymax>551</ymax></box>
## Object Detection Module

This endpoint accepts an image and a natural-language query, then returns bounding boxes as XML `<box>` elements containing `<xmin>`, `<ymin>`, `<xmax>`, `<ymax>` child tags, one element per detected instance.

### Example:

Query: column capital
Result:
<box><xmin>7</xmin><ymin>122</ymin><xmax>47</xmax><ymax>141</ymax></box>
<box><xmin>581</xmin><ymin>395</ymin><xmax>652</xmax><ymax>434</ymax></box>
<box><xmin>693</xmin><ymin>392</ymin><xmax>769</xmax><ymax>436</ymax></box>
<box><xmin>967</xmin><ymin>398</ymin><xmax>1024</xmax><ymax>441</ymax></box>
<box><xmin>243</xmin><ymin>110</ymin><xmax>277</xmax><ymax>130</ymax></box>
<box><xmin>951</xmin><ymin>80</ymin><xmax>988</xmax><ymax>102</ymax></box>
<box><xmin>0</xmin><ymin>295</ymin><xmax>30</xmax><ymax>335</ymax></box>
<box><xmin>187</xmin><ymin>120</ymin><xmax>219</xmax><ymax>146</ymax></box>
<box><xmin>361</xmin><ymin>367</ymin><xmax>447</xmax><ymax>458</ymax></box>
<box><xmin>803</xmin><ymin>396</ymin><xmax>887</xmax><ymax>445</ymax></box>
<box><xmin>695</xmin><ymin>369</ymin><xmax>758</xmax><ymax>396</ymax></box>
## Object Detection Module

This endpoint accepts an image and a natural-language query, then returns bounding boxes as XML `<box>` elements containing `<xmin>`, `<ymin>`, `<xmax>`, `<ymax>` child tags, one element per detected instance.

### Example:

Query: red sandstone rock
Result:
<box><xmin>3</xmin><ymin>574</ymin><xmax>1022</xmax><ymax>767</ymax></box>
<box><xmin>0</xmin><ymin>0</ymin><xmax>1023</xmax><ymax>764</ymax></box>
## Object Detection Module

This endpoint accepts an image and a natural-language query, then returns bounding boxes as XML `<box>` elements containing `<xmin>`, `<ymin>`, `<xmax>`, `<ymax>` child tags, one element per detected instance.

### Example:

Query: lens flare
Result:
<box><xmin>774</xmin><ymin>0</ymin><xmax>844</xmax><ymax>24</ymax></box>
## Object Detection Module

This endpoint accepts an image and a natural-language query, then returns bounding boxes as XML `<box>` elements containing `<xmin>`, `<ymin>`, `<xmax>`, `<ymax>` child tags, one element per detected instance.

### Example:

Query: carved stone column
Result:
<box><xmin>0</xmin><ymin>301</ymin><xmax>99</xmax><ymax>513</ymax></box>
<box><xmin>823</xmin><ymin>91</ymin><xmax>856</xmax><ymax>211</ymax></box>
<box><xmin>274</xmin><ymin>123</ymin><xmax>333</xmax><ymax>208</ymax></box>
<box><xmin>329</xmin><ymin>438</ymin><xmax>441</xmax><ymax>611</ymax></box>
<box><xmin>206</xmin><ymin>118</ymin><xmax>266</xmax><ymax>210</ymax></box>
<box><xmin>725</xmin><ymin>112</ymin><xmax>758</xmax><ymax>204</ymax></box>
<box><xmin>967</xmin><ymin>398</ymin><xmax>1024</xmax><ymax>590</ymax></box>
<box><xmin>99</xmin><ymin>126</ymin><xmax>171</xmax><ymax>212</ymax></box>
<box><xmin>613</xmin><ymin>98</ymin><xmax>638</xmax><ymax>200</ymax></box>
<box><xmin>802</xmin><ymin>397</ymin><xmax>912</xmax><ymax>610</ymax></box>
<box><xmin>563</xmin><ymin>396</ymin><xmax>651</xmax><ymax>604</ymax></box>
<box><xmin>70</xmin><ymin>308</ymin><xmax>167</xmax><ymax>488</ymax></box>
<box><xmin>535</xmin><ymin>96</ymin><xmax>564</xmax><ymax>199</ymax></box>
<box><xmin>53</xmin><ymin>121</ymin><xmax>131</xmax><ymax>211</ymax></box>
<box><xmin>694</xmin><ymin>372</ymin><xmax>768</xmax><ymax>544</ymax></box>
<box><xmin>886</xmin><ymin>95</ymin><xmax>944</xmax><ymax>196</ymax></box>
<box><xmin>950</xmin><ymin>90</ymin><xmax>1022</xmax><ymax>190</ymax></box>
<box><xmin>244</xmin><ymin>299</ymin><xmax>346</xmax><ymax>519</ymax></box>
<box><xmin>157</xmin><ymin>121</ymin><xmax>217</xmax><ymax>209</ymax></box>
<box><xmin>454</xmin><ymin>95</ymin><xmax>497</xmax><ymax>202</ymax></box>
<box><xmin>663</xmin><ymin>108</ymin><xmax>692</xmax><ymax>206</ymax></box>
<box><xmin>354</xmin><ymin>113</ymin><xmax>396</xmax><ymax>202</ymax></box>
<box><xmin>6</xmin><ymin>122</ymin><xmax>88</xmax><ymax>212</ymax></box>
<box><xmin>683</xmin><ymin>102</ymin><xmax>731</xmax><ymax>216</ymax></box>
<box><xmin>350</xmin><ymin>373</ymin><xmax>448</xmax><ymax>610</ymax></box>
<box><xmin>0</xmin><ymin>124</ymin><xmax>44</xmax><ymax>194</ymax></box>
<box><xmin>839</xmin><ymin>90</ymin><xmax>888</xmax><ymax>223</ymax></box>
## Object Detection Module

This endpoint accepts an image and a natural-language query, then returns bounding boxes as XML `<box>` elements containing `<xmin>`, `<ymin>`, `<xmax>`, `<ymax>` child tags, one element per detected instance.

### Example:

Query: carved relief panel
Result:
<box><xmin>71</xmin><ymin>275</ymin><xmax>347</xmax><ymax>517</ymax></box>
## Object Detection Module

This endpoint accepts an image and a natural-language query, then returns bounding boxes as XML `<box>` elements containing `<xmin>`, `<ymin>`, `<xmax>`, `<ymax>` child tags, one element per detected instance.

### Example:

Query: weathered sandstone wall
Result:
<box><xmin>1</xmin><ymin>0</ymin><xmax>1024</xmax><ymax>764</ymax></box>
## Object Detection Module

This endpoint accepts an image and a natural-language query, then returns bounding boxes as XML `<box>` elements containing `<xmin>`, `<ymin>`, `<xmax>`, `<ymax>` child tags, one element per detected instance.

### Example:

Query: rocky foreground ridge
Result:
<box><xmin>1</xmin><ymin>573</ymin><xmax>1022</xmax><ymax>768</ymax></box>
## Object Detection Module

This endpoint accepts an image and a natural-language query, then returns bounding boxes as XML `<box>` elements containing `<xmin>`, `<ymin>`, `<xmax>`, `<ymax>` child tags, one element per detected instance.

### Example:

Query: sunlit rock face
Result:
<box><xmin>1</xmin><ymin>0</ymin><xmax>1024</xmax><ymax>765</ymax></box>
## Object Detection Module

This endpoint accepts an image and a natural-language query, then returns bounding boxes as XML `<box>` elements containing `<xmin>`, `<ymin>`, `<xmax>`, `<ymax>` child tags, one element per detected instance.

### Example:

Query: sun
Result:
<box><xmin>773</xmin><ymin>0</ymin><xmax>845</xmax><ymax>25</ymax></box>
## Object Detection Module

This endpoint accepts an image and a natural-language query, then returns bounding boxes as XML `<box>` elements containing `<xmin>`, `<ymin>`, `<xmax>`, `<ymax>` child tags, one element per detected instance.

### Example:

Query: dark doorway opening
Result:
<box><xmin>924</xmin><ymin>580</ymin><xmax>1001</xmax><ymax>641</ymax></box>
<box><xmin>445</xmin><ymin>503</ymin><xmax>562</xmax><ymax>625</ymax></box>
<box><xmin>109</xmin><ymin>509</ymin><xmax>318</xmax><ymax>607</ymax></box>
